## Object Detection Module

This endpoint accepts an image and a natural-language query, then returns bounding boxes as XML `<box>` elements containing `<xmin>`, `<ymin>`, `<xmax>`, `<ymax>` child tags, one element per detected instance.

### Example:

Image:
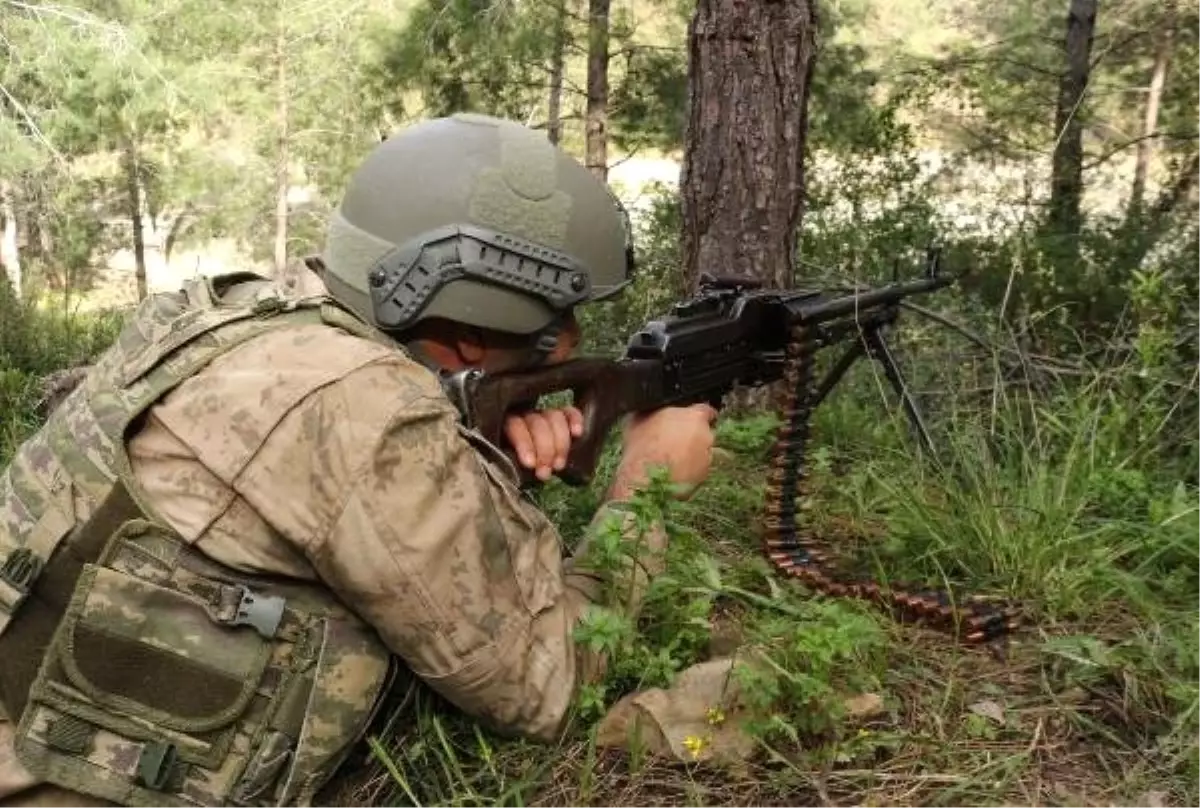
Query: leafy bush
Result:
<box><xmin>0</xmin><ymin>278</ymin><xmax>124</xmax><ymax>463</ymax></box>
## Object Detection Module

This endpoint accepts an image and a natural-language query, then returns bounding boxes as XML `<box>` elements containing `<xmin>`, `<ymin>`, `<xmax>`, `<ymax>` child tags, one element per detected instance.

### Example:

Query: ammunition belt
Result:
<box><xmin>762</xmin><ymin>322</ymin><xmax>1021</xmax><ymax>644</ymax></box>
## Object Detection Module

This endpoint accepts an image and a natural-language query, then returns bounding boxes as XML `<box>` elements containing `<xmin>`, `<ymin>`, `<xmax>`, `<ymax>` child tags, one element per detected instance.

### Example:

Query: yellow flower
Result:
<box><xmin>682</xmin><ymin>734</ymin><xmax>709</xmax><ymax>760</ymax></box>
<box><xmin>706</xmin><ymin>706</ymin><xmax>726</xmax><ymax>726</ymax></box>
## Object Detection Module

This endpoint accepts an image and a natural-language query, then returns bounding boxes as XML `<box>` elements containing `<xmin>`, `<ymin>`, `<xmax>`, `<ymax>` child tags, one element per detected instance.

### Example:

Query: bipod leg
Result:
<box><xmin>863</xmin><ymin>326</ymin><xmax>936</xmax><ymax>455</ymax></box>
<box><xmin>808</xmin><ymin>337</ymin><xmax>868</xmax><ymax>410</ymax></box>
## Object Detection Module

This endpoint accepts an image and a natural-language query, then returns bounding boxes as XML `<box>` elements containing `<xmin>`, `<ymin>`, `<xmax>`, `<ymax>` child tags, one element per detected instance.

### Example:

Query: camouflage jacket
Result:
<box><xmin>0</xmin><ymin>269</ymin><xmax>665</xmax><ymax>807</ymax></box>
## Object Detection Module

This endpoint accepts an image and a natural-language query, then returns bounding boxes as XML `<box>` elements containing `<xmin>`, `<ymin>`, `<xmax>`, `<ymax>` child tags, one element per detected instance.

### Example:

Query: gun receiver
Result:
<box><xmin>444</xmin><ymin>261</ymin><xmax>955</xmax><ymax>486</ymax></box>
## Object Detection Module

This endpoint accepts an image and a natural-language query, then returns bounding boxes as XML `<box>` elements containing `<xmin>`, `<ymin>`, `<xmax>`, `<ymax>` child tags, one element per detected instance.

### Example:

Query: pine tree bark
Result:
<box><xmin>121</xmin><ymin>137</ymin><xmax>148</xmax><ymax>301</ymax></box>
<box><xmin>680</xmin><ymin>0</ymin><xmax>819</xmax><ymax>293</ymax></box>
<box><xmin>584</xmin><ymin>0</ymin><xmax>610</xmax><ymax>181</ymax></box>
<box><xmin>1129</xmin><ymin>28</ymin><xmax>1171</xmax><ymax>219</ymax></box>
<box><xmin>1046</xmin><ymin>0</ymin><xmax>1097</xmax><ymax>260</ymax></box>
<box><xmin>546</xmin><ymin>0</ymin><xmax>567</xmax><ymax>145</ymax></box>
<box><xmin>0</xmin><ymin>181</ymin><xmax>20</xmax><ymax>299</ymax></box>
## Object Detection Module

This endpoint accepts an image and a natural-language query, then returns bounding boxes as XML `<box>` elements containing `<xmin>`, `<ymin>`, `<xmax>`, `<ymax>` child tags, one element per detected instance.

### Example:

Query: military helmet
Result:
<box><xmin>321</xmin><ymin>113</ymin><xmax>635</xmax><ymax>338</ymax></box>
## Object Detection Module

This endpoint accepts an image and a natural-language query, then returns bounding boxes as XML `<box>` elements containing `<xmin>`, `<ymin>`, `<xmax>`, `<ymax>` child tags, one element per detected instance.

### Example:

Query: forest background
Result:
<box><xmin>1</xmin><ymin>0</ymin><xmax>1198</xmax><ymax>805</ymax></box>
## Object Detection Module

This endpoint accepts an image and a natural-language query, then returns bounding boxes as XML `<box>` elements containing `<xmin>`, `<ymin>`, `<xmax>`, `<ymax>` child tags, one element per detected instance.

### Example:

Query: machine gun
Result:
<box><xmin>443</xmin><ymin>249</ymin><xmax>1020</xmax><ymax>643</ymax></box>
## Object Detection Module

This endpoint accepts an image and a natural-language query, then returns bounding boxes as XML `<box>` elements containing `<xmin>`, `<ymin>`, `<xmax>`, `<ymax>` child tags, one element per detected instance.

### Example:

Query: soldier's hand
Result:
<box><xmin>504</xmin><ymin>406</ymin><xmax>585</xmax><ymax>481</ymax></box>
<box><xmin>610</xmin><ymin>403</ymin><xmax>718</xmax><ymax>501</ymax></box>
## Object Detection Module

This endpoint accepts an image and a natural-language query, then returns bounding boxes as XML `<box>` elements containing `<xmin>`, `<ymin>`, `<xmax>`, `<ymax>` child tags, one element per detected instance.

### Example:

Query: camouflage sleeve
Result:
<box><xmin>284</xmin><ymin>358</ymin><xmax>664</xmax><ymax>742</ymax></box>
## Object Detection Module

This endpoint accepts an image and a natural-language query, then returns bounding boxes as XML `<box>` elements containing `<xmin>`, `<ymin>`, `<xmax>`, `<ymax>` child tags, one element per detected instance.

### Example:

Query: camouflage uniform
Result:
<box><xmin>0</xmin><ymin>267</ymin><xmax>663</xmax><ymax>806</ymax></box>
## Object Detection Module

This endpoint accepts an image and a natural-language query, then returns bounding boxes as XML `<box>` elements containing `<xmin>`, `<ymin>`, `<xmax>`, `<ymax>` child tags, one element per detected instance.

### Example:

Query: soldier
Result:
<box><xmin>0</xmin><ymin>113</ymin><xmax>716</xmax><ymax>807</ymax></box>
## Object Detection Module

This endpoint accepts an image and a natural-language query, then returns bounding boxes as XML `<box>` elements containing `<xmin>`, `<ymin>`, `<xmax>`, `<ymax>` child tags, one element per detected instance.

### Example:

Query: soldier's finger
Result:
<box><xmin>545</xmin><ymin>409</ymin><xmax>572</xmax><ymax>470</ymax></box>
<box><xmin>692</xmin><ymin>403</ymin><xmax>719</xmax><ymax>425</ymax></box>
<box><xmin>564</xmin><ymin>406</ymin><xmax>585</xmax><ymax>437</ymax></box>
<box><xmin>523</xmin><ymin>412</ymin><xmax>558</xmax><ymax>480</ymax></box>
<box><xmin>503</xmin><ymin>414</ymin><xmax>537</xmax><ymax>469</ymax></box>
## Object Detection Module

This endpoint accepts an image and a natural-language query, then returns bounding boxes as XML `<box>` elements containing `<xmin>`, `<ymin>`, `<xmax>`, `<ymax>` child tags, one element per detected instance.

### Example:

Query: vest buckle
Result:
<box><xmin>136</xmin><ymin>740</ymin><xmax>181</xmax><ymax>791</ymax></box>
<box><xmin>0</xmin><ymin>548</ymin><xmax>42</xmax><ymax>608</ymax></box>
<box><xmin>230</xmin><ymin>586</ymin><xmax>286</xmax><ymax>640</ymax></box>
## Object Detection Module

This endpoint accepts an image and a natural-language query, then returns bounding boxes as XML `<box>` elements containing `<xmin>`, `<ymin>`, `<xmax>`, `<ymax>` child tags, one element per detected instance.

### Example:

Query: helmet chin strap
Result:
<box><xmin>531</xmin><ymin>319</ymin><xmax>563</xmax><ymax>364</ymax></box>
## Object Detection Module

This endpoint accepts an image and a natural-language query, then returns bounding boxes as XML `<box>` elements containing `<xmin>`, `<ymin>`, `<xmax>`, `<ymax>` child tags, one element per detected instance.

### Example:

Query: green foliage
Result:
<box><xmin>1041</xmin><ymin>623</ymin><xmax>1199</xmax><ymax>784</ymax></box>
<box><xmin>576</xmin><ymin>183</ymin><xmax>686</xmax><ymax>355</ymax></box>
<box><xmin>366</xmin><ymin>0</ymin><xmax>554</xmax><ymax>122</ymax></box>
<box><xmin>733</xmin><ymin>599</ymin><xmax>886</xmax><ymax>745</ymax></box>
<box><xmin>799</xmin><ymin>89</ymin><xmax>947</xmax><ymax>286</ymax></box>
<box><xmin>359</xmin><ymin>689</ymin><xmax>553</xmax><ymax>807</ymax></box>
<box><xmin>565</xmin><ymin>464</ymin><xmax>892</xmax><ymax>759</ymax></box>
<box><xmin>25</xmin><ymin>177</ymin><xmax>113</xmax><ymax>294</ymax></box>
<box><xmin>2</xmin><ymin>0</ymin><xmax>393</xmax><ymax>289</ymax></box>
<box><xmin>609</xmin><ymin>46</ymin><xmax>688</xmax><ymax>153</ymax></box>
<box><xmin>930</xmin><ymin>0</ymin><xmax>1063</xmax><ymax>159</ymax></box>
<box><xmin>0</xmin><ymin>278</ymin><xmax>124</xmax><ymax>463</ymax></box>
<box><xmin>903</xmin><ymin>0</ymin><xmax>1200</xmax><ymax>355</ymax></box>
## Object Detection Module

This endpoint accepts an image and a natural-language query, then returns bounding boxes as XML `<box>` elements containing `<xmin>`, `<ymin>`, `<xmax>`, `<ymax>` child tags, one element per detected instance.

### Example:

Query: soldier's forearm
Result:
<box><xmin>603</xmin><ymin>467</ymin><xmax>645</xmax><ymax>505</ymax></box>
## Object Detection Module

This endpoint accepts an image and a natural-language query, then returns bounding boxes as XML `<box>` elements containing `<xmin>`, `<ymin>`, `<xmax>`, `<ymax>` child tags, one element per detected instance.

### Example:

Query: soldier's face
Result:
<box><xmin>474</xmin><ymin>312</ymin><xmax>580</xmax><ymax>374</ymax></box>
<box><xmin>545</xmin><ymin>314</ymin><xmax>580</xmax><ymax>364</ymax></box>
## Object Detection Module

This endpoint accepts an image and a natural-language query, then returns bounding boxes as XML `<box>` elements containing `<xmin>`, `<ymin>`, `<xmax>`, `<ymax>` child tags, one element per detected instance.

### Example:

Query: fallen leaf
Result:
<box><xmin>967</xmin><ymin>699</ymin><xmax>1006</xmax><ymax>726</ymax></box>
<box><xmin>1141</xmin><ymin>790</ymin><xmax>1168</xmax><ymax>808</ymax></box>
<box><xmin>843</xmin><ymin>692</ymin><xmax>886</xmax><ymax>719</ymax></box>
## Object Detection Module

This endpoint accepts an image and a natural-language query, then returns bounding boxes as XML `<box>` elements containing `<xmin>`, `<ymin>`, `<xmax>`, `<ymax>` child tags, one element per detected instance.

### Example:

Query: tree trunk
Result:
<box><xmin>1127</xmin><ymin>150</ymin><xmax>1199</xmax><ymax>269</ymax></box>
<box><xmin>1129</xmin><ymin>28</ymin><xmax>1171</xmax><ymax>219</ymax></box>
<box><xmin>121</xmin><ymin>138</ymin><xmax>148</xmax><ymax>301</ymax></box>
<box><xmin>163</xmin><ymin>204</ymin><xmax>196</xmax><ymax>267</ymax></box>
<box><xmin>584</xmin><ymin>0</ymin><xmax>610</xmax><ymax>181</ymax></box>
<box><xmin>273</xmin><ymin>18</ymin><xmax>290</xmax><ymax>277</ymax></box>
<box><xmin>546</xmin><ymin>0</ymin><xmax>567</xmax><ymax>145</ymax></box>
<box><xmin>0</xmin><ymin>181</ymin><xmax>20</xmax><ymax>299</ymax></box>
<box><xmin>1046</xmin><ymin>0</ymin><xmax>1097</xmax><ymax>261</ymax></box>
<box><xmin>33</xmin><ymin>209</ymin><xmax>51</xmax><ymax>276</ymax></box>
<box><xmin>679</xmin><ymin>0</ymin><xmax>819</xmax><ymax>293</ymax></box>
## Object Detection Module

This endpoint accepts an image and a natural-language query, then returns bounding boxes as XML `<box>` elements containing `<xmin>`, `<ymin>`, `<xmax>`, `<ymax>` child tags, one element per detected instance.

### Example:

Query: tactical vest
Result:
<box><xmin>0</xmin><ymin>273</ymin><xmax>398</xmax><ymax>806</ymax></box>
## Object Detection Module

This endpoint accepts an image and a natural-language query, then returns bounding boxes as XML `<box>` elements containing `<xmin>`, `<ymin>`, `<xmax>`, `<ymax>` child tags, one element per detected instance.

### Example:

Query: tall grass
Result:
<box><xmin>0</xmin><ymin>280</ymin><xmax>125</xmax><ymax>462</ymax></box>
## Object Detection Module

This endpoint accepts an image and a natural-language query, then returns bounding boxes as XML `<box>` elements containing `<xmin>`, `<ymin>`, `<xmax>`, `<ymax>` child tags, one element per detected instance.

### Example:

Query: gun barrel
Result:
<box><xmin>787</xmin><ymin>275</ymin><xmax>954</xmax><ymax>323</ymax></box>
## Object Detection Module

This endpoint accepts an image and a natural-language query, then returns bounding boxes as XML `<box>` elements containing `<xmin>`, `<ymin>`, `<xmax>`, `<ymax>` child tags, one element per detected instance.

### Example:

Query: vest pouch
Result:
<box><xmin>13</xmin><ymin>522</ymin><xmax>301</xmax><ymax>807</ymax></box>
<box><xmin>273</xmin><ymin>617</ymin><xmax>394</xmax><ymax>805</ymax></box>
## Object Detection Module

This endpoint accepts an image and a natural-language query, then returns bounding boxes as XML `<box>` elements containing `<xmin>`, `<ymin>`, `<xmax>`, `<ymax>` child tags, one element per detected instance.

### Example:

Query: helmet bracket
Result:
<box><xmin>368</xmin><ymin>224</ymin><xmax>592</xmax><ymax>332</ymax></box>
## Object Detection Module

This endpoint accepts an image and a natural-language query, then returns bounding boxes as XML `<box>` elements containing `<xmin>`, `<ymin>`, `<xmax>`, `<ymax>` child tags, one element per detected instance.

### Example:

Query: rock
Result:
<box><xmin>595</xmin><ymin>658</ymin><xmax>758</xmax><ymax>765</ymax></box>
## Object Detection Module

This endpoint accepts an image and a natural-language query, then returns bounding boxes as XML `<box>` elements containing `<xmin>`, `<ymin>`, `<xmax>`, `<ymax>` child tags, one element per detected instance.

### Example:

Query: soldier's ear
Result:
<box><xmin>454</xmin><ymin>328</ymin><xmax>488</xmax><ymax>365</ymax></box>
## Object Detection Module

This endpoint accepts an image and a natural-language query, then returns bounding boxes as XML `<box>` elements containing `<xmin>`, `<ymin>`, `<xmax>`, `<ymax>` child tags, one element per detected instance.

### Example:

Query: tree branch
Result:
<box><xmin>1088</xmin><ymin>26</ymin><xmax>1152</xmax><ymax>71</ymax></box>
<box><xmin>0</xmin><ymin>84</ymin><xmax>63</xmax><ymax>161</ymax></box>
<box><xmin>1082</xmin><ymin>130</ymin><xmax>1199</xmax><ymax>172</ymax></box>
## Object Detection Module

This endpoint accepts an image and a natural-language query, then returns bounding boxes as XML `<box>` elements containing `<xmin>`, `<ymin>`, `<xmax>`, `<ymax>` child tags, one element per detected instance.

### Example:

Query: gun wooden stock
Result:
<box><xmin>464</xmin><ymin>357</ymin><xmax>664</xmax><ymax>485</ymax></box>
